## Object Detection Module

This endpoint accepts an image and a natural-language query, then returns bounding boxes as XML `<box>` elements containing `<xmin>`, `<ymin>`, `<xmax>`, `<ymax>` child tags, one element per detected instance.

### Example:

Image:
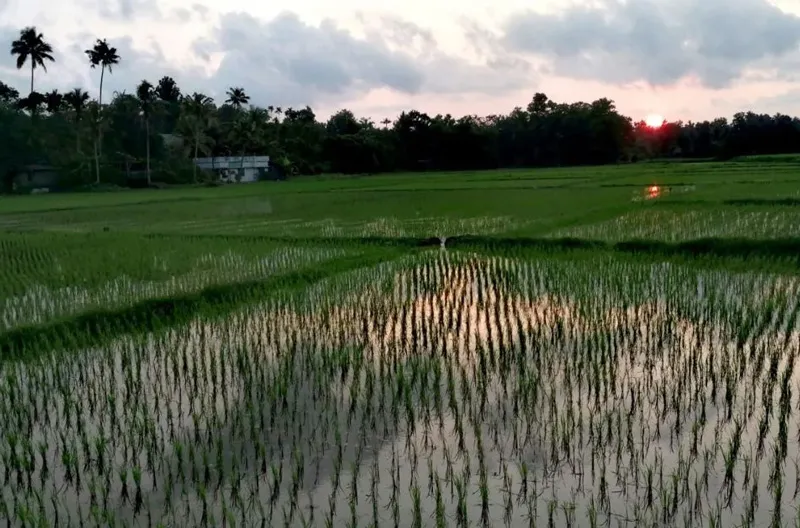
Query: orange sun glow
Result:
<box><xmin>645</xmin><ymin>114</ymin><xmax>664</xmax><ymax>128</ymax></box>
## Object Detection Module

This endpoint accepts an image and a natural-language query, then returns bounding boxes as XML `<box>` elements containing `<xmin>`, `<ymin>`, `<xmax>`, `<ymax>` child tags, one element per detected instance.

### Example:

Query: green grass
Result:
<box><xmin>2</xmin><ymin>159</ymin><xmax>799</xmax><ymax>237</ymax></box>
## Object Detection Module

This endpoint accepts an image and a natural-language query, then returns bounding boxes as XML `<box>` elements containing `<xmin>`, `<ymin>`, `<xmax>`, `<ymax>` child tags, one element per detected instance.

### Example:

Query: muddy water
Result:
<box><xmin>2</xmin><ymin>252</ymin><xmax>800</xmax><ymax>526</ymax></box>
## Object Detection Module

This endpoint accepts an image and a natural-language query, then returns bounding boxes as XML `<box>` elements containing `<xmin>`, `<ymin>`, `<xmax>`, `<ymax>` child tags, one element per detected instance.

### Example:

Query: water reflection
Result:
<box><xmin>1</xmin><ymin>253</ymin><xmax>799</xmax><ymax>527</ymax></box>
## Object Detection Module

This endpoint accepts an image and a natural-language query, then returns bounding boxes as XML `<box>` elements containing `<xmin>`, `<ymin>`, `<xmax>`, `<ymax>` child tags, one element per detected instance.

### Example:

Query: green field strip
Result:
<box><xmin>0</xmin><ymin>248</ymin><xmax>405</xmax><ymax>362</ymax></box>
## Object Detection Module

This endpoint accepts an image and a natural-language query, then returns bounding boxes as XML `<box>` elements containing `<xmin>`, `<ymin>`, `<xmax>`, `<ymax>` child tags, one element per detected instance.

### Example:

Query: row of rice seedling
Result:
<box><xmin>0</xmin><ymin>232</ymin><xmax>332</xmax><ymax>297</ymax></box>
<box><xmin>1</xmin><ymin>246</ymin><xmax>350</xmax><ymax>332</ymax></box>
<box><xmin>151</xmin><ymin>216</ymin><xmax>529</xmax><ymax>240</ymax></box>
<box><xmin>2</xmin><ymin>249</ymin><xmax>798</xmax><ymax>526</ymax></box>
<box><xmin>0</xmin><ymin>232</ymin><xmax>354</xmax><ymax>331</ymax></box>
<box><xmin>0</xmin><ymin>248</ymin><xmax>404</xmax><ymax>363</ymax></box>
<box><xmin>0</xmin><ymin>212</ymin><xmax>535</xmax><ymax>241</ymax></box>
<box><xmin>547</xmin><ymin>207</ymin><xmax>800</xmax><ymax>242</ymax></box>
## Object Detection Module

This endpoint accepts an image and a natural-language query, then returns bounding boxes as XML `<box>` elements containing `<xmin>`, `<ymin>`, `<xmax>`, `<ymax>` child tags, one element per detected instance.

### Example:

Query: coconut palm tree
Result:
<box><xmin>178</xmin><ymin>93</ymin><xmax>216</xmax><ymax>183</ymax></box>
<box><xmin>183</xmin><ymin>92</ymin><xmax>214</xmax><ymax>117</ymax></box>
<box><xmin>44</xmin><ymin>89</ymin><xmax>64</xmax><ymax>114</ymax></box>
<box><xmin>155</xmin><ymin>76</ymin><xmax>181</xmax><ymax>102</ymax></box>
<box><xmin>153</xmin><ymin>76</ymin><xmax>181</xmax><ymax>133</ymax></box>
<box><xmin>10</xmin><ymin>27</ymin><xmax>54</xmax><ymax>95</ymax></box>
<box><xmin>136</xmin><ymin>80</ymin><xmax>155</xmax><ymax>186</ymax></box>
<box><xmin>64</xmin><ymin>88</ymin><xmax>90</xmax><ymax>155</ymax></box>
<box><xmin>85</xmin><ymin>39</ymin><xmax>120</xmax><ymax>108</ymax></box>
<box><xmin>85</xmin><ymin>38</ymin><xmax>120</xmax><ymax>184</ymax></box>
<box><xmin>228</xmin><ymin>106</ymin><xmax>269</xmax><ymax>166</ymax></box>
<box><xmin>64</xmin><ymin>88</ymin><xmax>89</xmax><ymax>117</ymax></box>
<box><xmin>225</xmin><ymin>87</ymin><xmax>249</xmax><ymax>109</ymax></box>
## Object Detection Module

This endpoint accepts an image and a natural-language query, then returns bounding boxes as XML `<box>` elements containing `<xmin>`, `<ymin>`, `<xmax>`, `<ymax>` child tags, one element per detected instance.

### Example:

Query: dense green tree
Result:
<box><xmin>0</xmin><ymin>81</ymin><xmax>20</xmax><ymax>105</ymax></box>
<box><xmin>16</xmin><ymin>91</ymin><xmax>45</xmax><ymax>115</ymax></box>
<box><xmin>7</xmin><ymin>40</ymin><xmax>800</xmax><ymax>194</ymax></box>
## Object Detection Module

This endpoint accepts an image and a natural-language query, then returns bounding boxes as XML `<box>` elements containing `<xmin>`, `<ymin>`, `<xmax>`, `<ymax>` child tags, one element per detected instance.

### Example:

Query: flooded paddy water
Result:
<box><xmin>2</xmin><ymin>249</ymin><xmax>800</xmax><ymax>527</ymax></box>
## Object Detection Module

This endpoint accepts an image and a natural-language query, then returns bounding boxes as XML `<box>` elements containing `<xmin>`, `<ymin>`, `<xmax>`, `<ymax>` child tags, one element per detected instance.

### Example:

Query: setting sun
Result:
<box><xmin>645</xmin><ymin>114</ymin><xmax>664</xmax><ymax>128</ymax></box>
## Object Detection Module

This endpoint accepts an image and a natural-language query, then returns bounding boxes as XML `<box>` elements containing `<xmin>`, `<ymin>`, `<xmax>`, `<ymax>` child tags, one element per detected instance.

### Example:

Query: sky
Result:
<box><xmin>2</xmin><ymin>0</ymin><xmax>800</xmax><ymax>123</ymax></box>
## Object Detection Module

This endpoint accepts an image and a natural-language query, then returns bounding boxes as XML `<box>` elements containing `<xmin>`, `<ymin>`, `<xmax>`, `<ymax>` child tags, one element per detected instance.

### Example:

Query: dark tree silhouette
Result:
<box><xmin>44</xmin><ymin>89</ymin><xmax>64</xmax><ymax>114</ymax></box>
<box><xmin>155</xmin><ymin>76</ymin><xmax>181</xmax><ymax>102</ymax></box>
<box><xmin>136</xmin><ymin>80</ymin><xmax>156</xmax><ymax>185</ymax></box>
<box><xmin>5</xmin><ymin>58</ymin><xmax>800</xmax><ymax>191</ymax></box>
<box><xmin>225</xmin><ymin>87</ymin><xmax>249</xmax><ymax>109</ymax></box>
<box><xmin>85</xmin><ymin>38</ymin><xmax>121</xmax><ymax>184</ymax></box>
<box><xmin>64</xmin><ymin>88</ymin><xmax>90</xmax><ymax>154</ymax></box>
<box><xmin>15</xmin><ymin>91</ymin><xmax>45</xmax><ymax>114</ymax></box>
<box><xmin>0</xmin><ymin>81</ymin><xmax>20</xmax><ymax>104</ymax></box>
<box><xmin>10</xmin><ymin>27</ymin><xmax>54</xmax><ymax>95</ymax></box>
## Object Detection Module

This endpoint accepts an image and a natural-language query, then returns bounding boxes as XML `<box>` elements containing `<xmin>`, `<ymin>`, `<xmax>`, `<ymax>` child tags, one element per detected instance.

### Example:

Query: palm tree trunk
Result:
<box><xmin>146</xmin><ymin>118</ymin><xmax>151</xmax><ymax>186</ymax></box>
<box><xmin>98</xmin><ymin>65</ymin><xmax>105</xmax><ymax>161</ymax></box>
<box><xmin>30</xmin><ymin>64</ymin><xmax>34</xmax><ymax>94</ymax></box>
<box><xmin>193</xmin><ymin>139</ymin><xmax>199</xmax><ymax>183</ymax></box>
<box><xmin>75</xmin><ymin>116</ymin><xmax>81</xmax><ymax>155</ymax></box>
<box><xmin>98</xmin><ymin>66</ymin><xmax>105</xmax><ymax>107</ymax></box>
<box><xmin>94</xmin><ymin>138</ymin><xmax>100</xmax><ymax>185</ymax></box>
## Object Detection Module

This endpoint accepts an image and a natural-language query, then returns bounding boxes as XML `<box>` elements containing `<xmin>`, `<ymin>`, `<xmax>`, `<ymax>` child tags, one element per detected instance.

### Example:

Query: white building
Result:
<box><xmin>193</xmin><ymin>156</ymin><xmax>270</xmax><ymax>183</ymax></box>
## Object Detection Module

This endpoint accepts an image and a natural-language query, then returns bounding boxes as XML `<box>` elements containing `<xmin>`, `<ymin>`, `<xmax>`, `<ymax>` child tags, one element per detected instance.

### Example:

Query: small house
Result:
<box><xmin>14</xmin><ymin>163</ymin><xmax>59</xmax><ymax>191</ymax></box>
<box><xmin>193</xmin><ymin>156</ymin><xmax>270</xmax><ymax>183</ymax></box>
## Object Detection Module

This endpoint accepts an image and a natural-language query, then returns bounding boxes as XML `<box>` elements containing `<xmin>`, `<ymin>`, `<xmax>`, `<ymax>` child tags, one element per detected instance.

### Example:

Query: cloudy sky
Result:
<box><xmin>2</xmin><ymin>0</ymin><xmax>800</xmax><ymax>122</ymax></box>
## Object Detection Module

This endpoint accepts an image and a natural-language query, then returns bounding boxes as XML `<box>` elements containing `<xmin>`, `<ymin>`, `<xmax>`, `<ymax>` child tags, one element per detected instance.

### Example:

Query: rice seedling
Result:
<box><xmin>4</xmin><ymin>163</ymin><xmax>800</xmax><ymax>525</ymax></box>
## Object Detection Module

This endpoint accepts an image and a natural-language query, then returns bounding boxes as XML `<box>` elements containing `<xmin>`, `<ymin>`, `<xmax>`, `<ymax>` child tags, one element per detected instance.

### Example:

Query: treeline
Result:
<box><xmin>3</xmin><ymin>26</ymin><xmax>800</xmax><ymax>191</ymax></box>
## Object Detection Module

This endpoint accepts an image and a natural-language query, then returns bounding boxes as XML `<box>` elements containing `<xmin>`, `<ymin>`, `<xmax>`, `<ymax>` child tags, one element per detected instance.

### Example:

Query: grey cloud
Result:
<box><xmin>198</xmin><ymin>11</ymin><xmax>533</xmax><ymax>108</ymax></box>
<box><xmin>422</xmin><ymin>55</ymin><xmax>532</xmax><ymax>94</ymax></box>
<box><xmin>375</xmin><ymin>14</ymin><xmax>437</xmax><ymax>50</ymax></box>
<box><xmin>380</xmin><ymin>14</ymin><xmax>535</xmax><ymax>92</ymax></box>
<box><xmin>203</xmin><ymin>11</ymin><xmax>425</xmax><ymax>106</ymax></box>
<box><xmin>192</xmin><ymin>4</ymin><xmax>209</xmax><ymax>18</ymax></box>
<box><xmin>170</xmin><ymin>8</ymin><xmax>192</xmax><ymax>22</ymax></box>
<box><xmin>203</xmin><ymin>13</ymin><xmax>531</xmax><ymax>106</ymax></box>
<box><xmin>0</xmin><ymin>25</ymin><xmax>16</xmax><ymax>50</ymax></box>
<box><xmin>169</xmin><ymin>3</ymin><xmax>208</xmax><ymax>23</ymax></box>
<box><xmin>190</xmin><ymin>37</ymin><xmax>214</xmax><ymax>62</ymax></box>
<box><xmin>77</xmin><ymin>0</ymin><xmax>161</xmax><ymax>21</ymax></box>
<box><xmin>502</xmin><ymin>0</ymin><xmax>800</xmax><ymax>87</ymax></box>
